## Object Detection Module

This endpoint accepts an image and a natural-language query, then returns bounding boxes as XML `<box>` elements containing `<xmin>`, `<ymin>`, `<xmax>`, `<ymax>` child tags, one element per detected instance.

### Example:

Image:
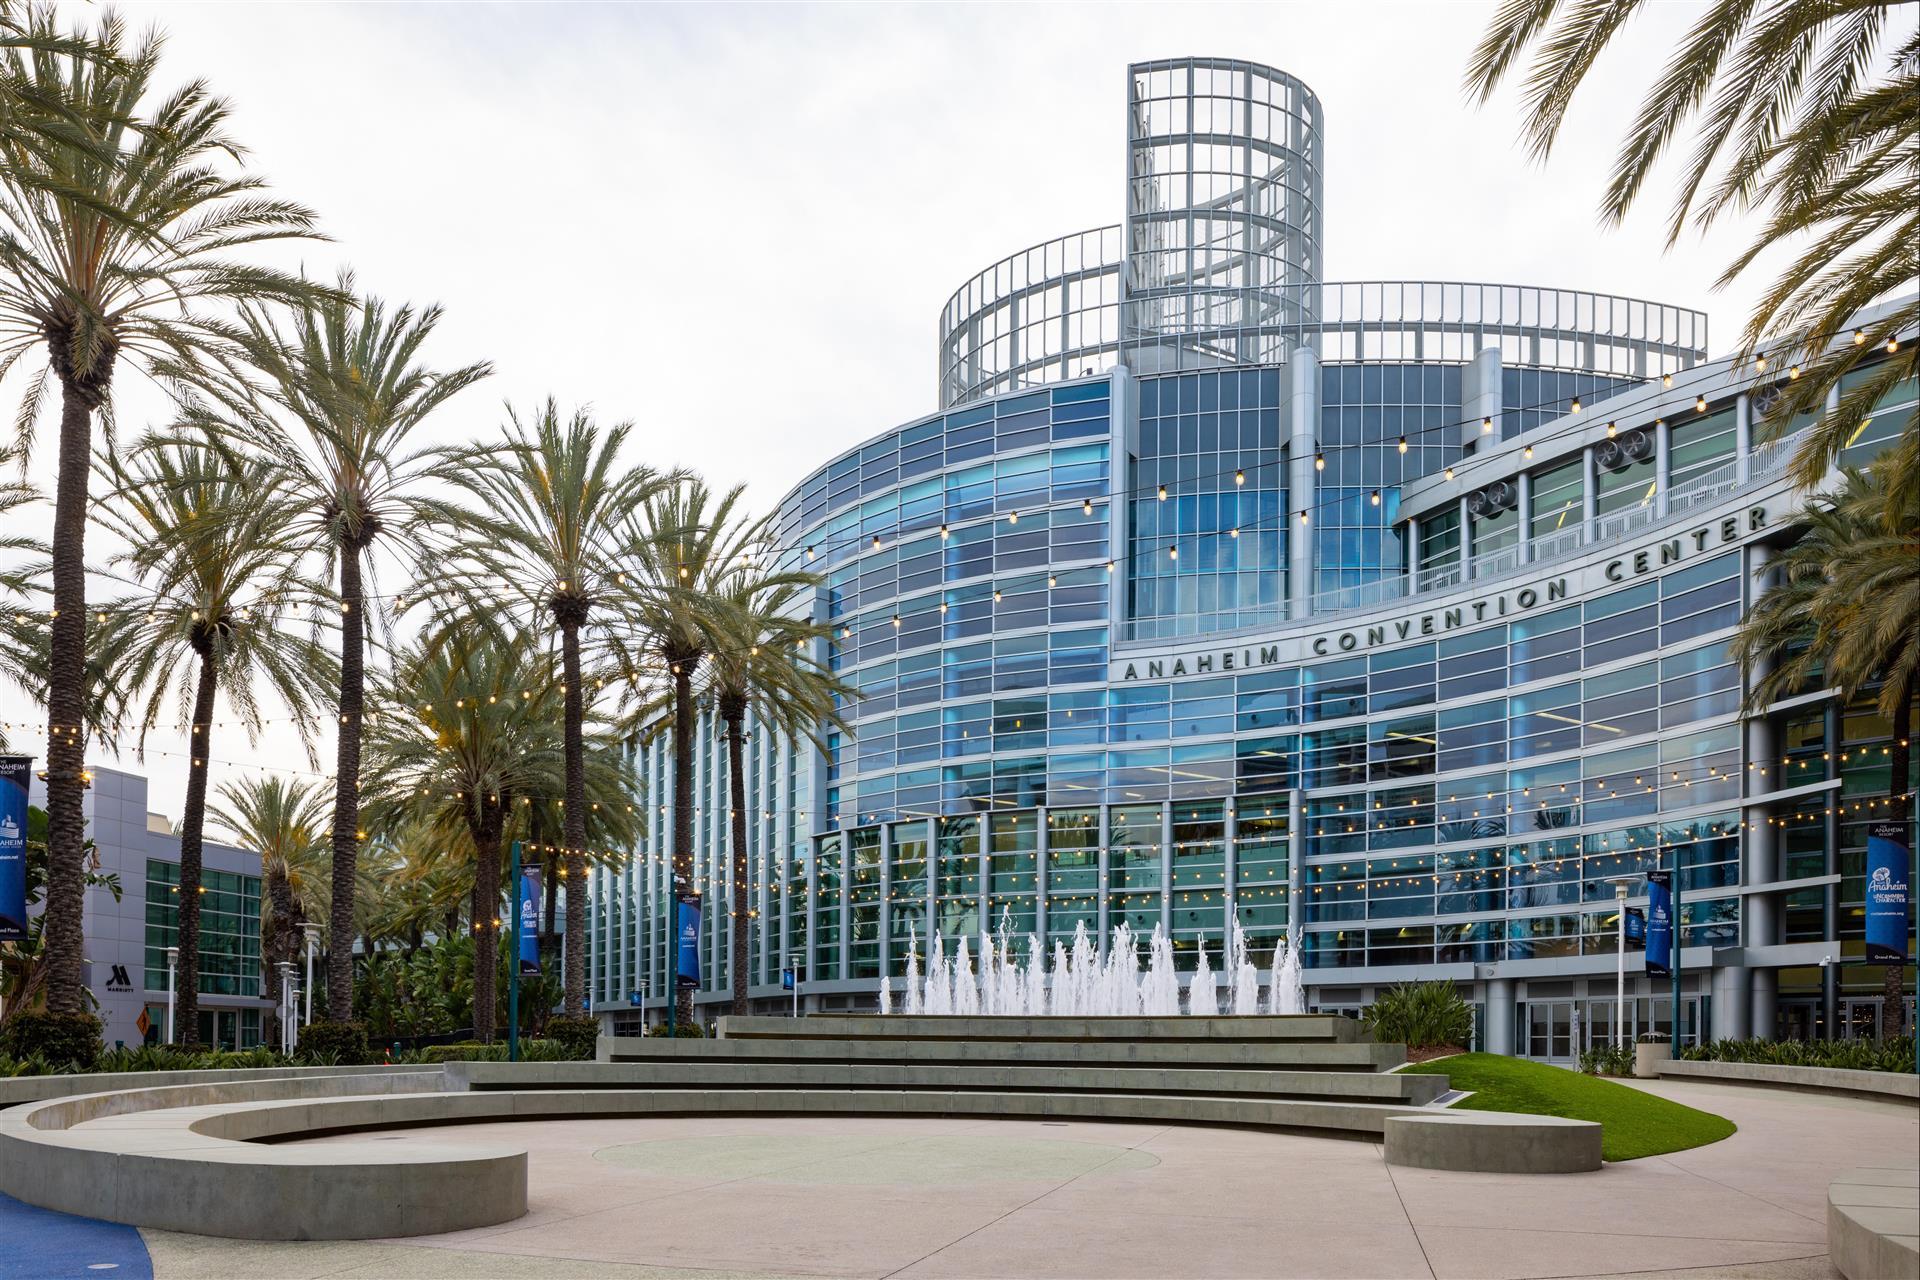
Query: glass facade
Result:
<box><xmin>589</xmin><ymin>52</ymin><xmax>1915</xmax><ymax>1056</ymax></box>
<box><xmin>144</xmin><ymin>859</ymin><xmax>263</xmax><ymax>999</ymax></box>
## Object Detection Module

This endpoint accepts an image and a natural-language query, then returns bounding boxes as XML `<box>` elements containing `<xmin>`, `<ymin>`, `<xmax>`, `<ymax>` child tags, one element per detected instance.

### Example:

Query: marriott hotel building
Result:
<box><xmin>590</xmin><ymin>56</ymin><xmax>1917</xmax><ymax>1056</ymax></box>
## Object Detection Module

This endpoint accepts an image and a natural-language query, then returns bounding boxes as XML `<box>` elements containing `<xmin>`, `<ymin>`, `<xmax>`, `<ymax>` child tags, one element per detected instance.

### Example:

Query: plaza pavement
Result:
<box><xmin>95</xmin><ymin>1076</ymin><xmax>1920</xmax><ymax>1279</ymax></box>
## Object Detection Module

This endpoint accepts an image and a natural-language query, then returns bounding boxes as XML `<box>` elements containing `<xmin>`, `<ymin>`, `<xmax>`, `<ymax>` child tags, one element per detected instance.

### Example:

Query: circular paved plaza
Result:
<box><xmin>101</xmin><ymin>1079</ymin><xmax>1920</xmax><ymax>1279</ymax></box>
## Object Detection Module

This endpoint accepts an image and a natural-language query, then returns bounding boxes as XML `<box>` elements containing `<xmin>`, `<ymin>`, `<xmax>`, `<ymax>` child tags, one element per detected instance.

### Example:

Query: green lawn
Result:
<box><xmin>1401</xmin><ymin>1053</ymin><xmax>1736</xmax><ymax>1161</ymax></box>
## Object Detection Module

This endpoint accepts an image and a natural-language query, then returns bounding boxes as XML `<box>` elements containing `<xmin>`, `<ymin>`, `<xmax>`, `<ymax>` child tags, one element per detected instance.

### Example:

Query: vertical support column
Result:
<box><xmin>1744</xmin><ymin>542</ymin><xmax>1779</xmax><ymax>1039</ymax></box>
<box><xmin>777</xmin><ymin>734</ymin><xmax>791</xmax><ymax>1004</ymax></box>
<box><xmin>1517</xmin><ymin>468</ymin><xmax>1534</xmax><ymax>564</ymax></box>
<box><xmin>976</xmin><ymin>814</ymin><xmax>990</xmax><ymax>951</ymax></box>
<box><xmin>1485</xmin><ymin>977</ymin><xmax>1516</xmax><ymax>1055</ymax></box>
<box><xmin>1097</xmin><ymin>804</ymin><xmax>1112</xmax><ymax>961</ymax></box>
<box><xmin>1581</xmin><ymin>446</ymin><xmax>1597</xmax><ymax>542</ymax></box>
<box><xmin>1822</xmin><ymin>702</ymin><xmax>1841</xmax><ymax>1040</ymax></box>
<box><xmin>1287</xmin><ymin>786</ymin><xmax>1305</xmax><ymax>1001</ymax></box>
<box><xmin>1655</xmin><ymin>417</ymin><xmax>1673</xmax><ymax>519</ymax></box>
<box><xmin>1222</xmin><ymin>800</ymin><xmax>1239</xmax><ymax>937</ymax></box>
<box><xmin>1287</xmin><ymin>346</ymin><xmax>1320</xmax><ymax>618</ymax></box>
<box><xmin>1458</xmin><ymin>496</ymin><xmax>1473</xmax><ymax>581</ymax></box>
<box><xmin>878</xmin><ymin>821</ymin><xmax>892</xmax><ymax>994</ymax></box>
<box><xmin>923</xmin><ymin>816</ymin><xmax>937</xmax><ymax>961</ymax></box>
<box><xmin>1735</xmin><ymin>394</ymin><xmax>1752</xmax><ymax>485</ymax></box>
<box><xmin>1160</xmin><ymin>801</ymin><xmax>1175</xmax><ymax>939</ymax></box>
<box><xmin>1459</xmin><ymin>345</ymin><xmax>1503</xmax><ymax>447</ymax></box>
<box><xmin>839</xmin><ymin>822</ymin><xmax>852</xmax><ymax>991</ymax></box>
<box><xmin>1034</xmin><ymin>807</ymin><xmax>1049</xmax><ymax>952</ymax></box>
<box><xmin>1108</xmin><ymin>366</ymin><xmax>1134</xmax><ymax>632</ymax></box>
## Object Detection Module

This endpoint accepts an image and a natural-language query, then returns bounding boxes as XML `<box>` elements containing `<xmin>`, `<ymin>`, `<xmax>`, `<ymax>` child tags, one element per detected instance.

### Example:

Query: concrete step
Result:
<box><xmin>600</xmin><ymin>1034</ymin><xmax>1403</xmax><ymax>1072</ymax></box>
<box><xmin>717</xmin><ymin>1014</ymin><xmax>1361</xmax><ymax>1044</ymax></box>
<box><xmin>452</xmin><ymin>1060</ymin><xmax>1448</xmax><ymax>1105</ymax></box>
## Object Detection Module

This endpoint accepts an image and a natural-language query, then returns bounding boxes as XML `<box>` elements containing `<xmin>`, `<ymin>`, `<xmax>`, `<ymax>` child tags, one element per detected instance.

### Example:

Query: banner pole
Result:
<box><xmin>509</xmin><ymin>840</ymin><xmax>521</xmax><ymax>1064</ymax></box>
<box><xmin>1672</xmin><ymin>853</ymin><xmax>1683</xmax><ymax>1060</ymax></box>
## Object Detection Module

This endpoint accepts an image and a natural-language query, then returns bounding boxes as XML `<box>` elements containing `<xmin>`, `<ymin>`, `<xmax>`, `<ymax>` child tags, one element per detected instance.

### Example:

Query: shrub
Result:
<box><xmin>0</xmin><ymin>1011</ymin><xmax>102</xmax><ymax>1071</ymax></box>
<box><xmin>411</xmin><ymin>1038</ymin><xmax>572</xmax><ymax>1064</ymax></box>
<box><xmin>543</xmin><ymin>1015</ymin><xmax>600</xmax><ymax>1060</ymax></box>
<box><xmin>1681</xmin><ymin>1036</ymin><xmax>1916</xmax><ymax>1074</ymax></box>
<box><xmin>644</xmin><ymin>1021</ymin><xmax>707</xmax><ymax>1038</ymax></box>
<box><xmin>1578</xmin><ymin>1044</ymin><xmax>1635</xmax><ymax>1076</ymax></box>
<box><xmin>1360</xmin><ymin>982</ymin><xmax>1473</xmax><ymax>1052</ymax></box>
<box><xmin>294</xmin><ymin>1019</ymin><xmax>371</xmax><ymax>1066</ymax></box>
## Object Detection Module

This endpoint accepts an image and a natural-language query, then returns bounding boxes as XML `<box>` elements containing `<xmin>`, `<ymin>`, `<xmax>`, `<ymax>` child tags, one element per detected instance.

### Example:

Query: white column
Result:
<box><xmin>1581</xmin><ymin>446</ymin><xmax>1597</xmax><ymax>540</ymax></box>
<box><xmin>1286</xmin><ymin>346</ymin><xmax>1320</xmax><ymax>616</ymax></box>
<box><xmin>1734</xmin><ymin>394</ymin><xmax>1752</xmax><ymax>484</ymax></box>
<box><xmin>1655</xmin><ymin>417</ymin><xmax>1673</xmax><ymax>519</ymax></box>
<box><xmin>1517</xmin><ymin>469</ymin><xmax>1534</xmax><ymax>564</ymax></box>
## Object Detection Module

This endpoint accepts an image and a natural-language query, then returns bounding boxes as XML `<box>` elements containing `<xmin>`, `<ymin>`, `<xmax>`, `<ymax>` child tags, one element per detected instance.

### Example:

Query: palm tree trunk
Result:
<box><xmin>542</xmin><ymin>845</ymin><xmax>558</xmax><ymax>952</ymax></box>
<box><xmin>560</xmin><ymin>618</ymin><xmax>587</xmax><ymax>1016</ymax></box>
<box><xmin>39</xmin><ymin>379</ymin><xmax>97</xmax><ymax>1018</ymax></box>
<box><xmin>173</xmin><ymin>651</ymin><xmax>220</xmax><ymax>1047</ymax></box>
<box><xmin>1883</xmin><ymin>690</ymin><xmax>1911</xmax><ymax>1040</ymax></box>
<box><xmin>722</xmin><ymin>696</ymin><xmax>750</xmax><ymax>1016</ymax></box>
<box><xmin>471</xmin><ymin>806</ymin><xmax>503</xmax><ymax>1042</ymax></box>
<box><xmin>672</xmin><ymin>659</ymin><xmax>697</xmax><ymax>1027</ymax></box>
<box><xmin>327</xmin><ymin>543</ymin><xmax>367</xmax><ymax>1021</ymax></box>
<box><xmin>264</xmin><ymin>865</ymin><xmax>296</xmax><ymax>1050</ymax></box>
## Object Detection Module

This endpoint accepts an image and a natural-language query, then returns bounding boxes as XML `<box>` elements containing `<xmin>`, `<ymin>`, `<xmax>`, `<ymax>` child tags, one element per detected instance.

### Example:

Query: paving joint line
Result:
<box><xmin>875</xmin><ymin>1123</ymin><xmax>1173</xmax><ymax>1280</ymax></box>
<box><xmin>1380</xmin><ymin>1146</ymin><xmax>1441</xmax><ymax>1280</ymax></box>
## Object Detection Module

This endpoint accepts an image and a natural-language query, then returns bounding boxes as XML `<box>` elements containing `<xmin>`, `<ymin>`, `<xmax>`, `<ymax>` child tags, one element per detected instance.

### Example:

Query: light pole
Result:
<box><xmin>1613</xmin><ymin>883</ymin><xmax>1630</xmax><ymax>1049</ymax></box>
<box><xmin>788</xmin><ymin>949</ymin><xmax>802</xmax><ymax>1019</ymax></box>
<box><xmin>301</xmin><ymin>923</ymin><xmax>319</xmax><ymax>1026</ymax></box>
<box><xmin>164</xmin><ymin>945</ymin><xmax>178</xmax><ymax>1044</ymax></box>
<box><xmin>278</xmin><ymin>961</ymin><xmax>293</xmax><ymax>1055</ymax></box>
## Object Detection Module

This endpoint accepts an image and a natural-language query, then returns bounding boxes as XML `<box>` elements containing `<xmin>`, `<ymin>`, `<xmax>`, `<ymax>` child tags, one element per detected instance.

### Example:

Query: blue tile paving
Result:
<box><xmin>0</xmin><ymin>1192</ymin><xmax>152</xmax><ymax>1280</ymax></box>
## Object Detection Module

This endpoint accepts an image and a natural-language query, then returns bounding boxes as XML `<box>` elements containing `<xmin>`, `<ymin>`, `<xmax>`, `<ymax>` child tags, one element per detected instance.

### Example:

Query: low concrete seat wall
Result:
<box><xmin>452</xmin><ymin>1059</ymin><xmax>1448</xmax><ymax>1105</ymax></box>
<box><xmin>0</xmin><ymin>1063</ymin><xmax>442</xmax><ymax>1111</ymax></box>
<box><xmin>1657</xmin><ymin>1059</ymin><xmax>1920</xmax><ymax>1104</ymax></box>
<box><xmin>1383</xmin><ymin>1112</ymin><xmax>1602</xmax><ymax>1174</ymax></box>
<box><xmin>0</xmin><ymin>1071</ymin><xmax>526</xmax><ymax>1240</ymax></box>
<box><xmin>717</xmin><ymin>1014</ymin><xmax>1360</xmax><ymax>1043</ymax></box>
<box><xmin>600</xmin><ymin>1033</ymin><xmax>1402</xmax><ymax>1072</ymax></box>
<box><xmin>1827</xmin><ymin>1166</ymin><xmax>1920</xmax><ymax>1279</ymax></box>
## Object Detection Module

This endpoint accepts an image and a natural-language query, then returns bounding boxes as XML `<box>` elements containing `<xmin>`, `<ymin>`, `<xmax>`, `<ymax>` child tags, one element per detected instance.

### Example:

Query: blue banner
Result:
<box><xmin>1644</xmin><ymin>869</ymin><xmax>1673</xmax><ymax>977</ymax></box>
<box><xmin>1864</xmin><ymin>822</ymin><xmax>1911</xmax><ymax>964</ymax></box>
<box><xmin>517</xmin><ymin>866</ymin><xmax>542</xmax><ymax>976</ymax></box>
<box><xmin>1625</xmin><ymin>906</ymin><xmax>1646</xmax><ymax>946</ymax></box>
<box><xmin>676</xmin><ymin>894</ymin><xmax>702</xmax><ymax>989</ymax></box>
<box><xmin>0</xmin><ymin>756</ymin><xmax>29</xmax><ymax>943</ymax></box>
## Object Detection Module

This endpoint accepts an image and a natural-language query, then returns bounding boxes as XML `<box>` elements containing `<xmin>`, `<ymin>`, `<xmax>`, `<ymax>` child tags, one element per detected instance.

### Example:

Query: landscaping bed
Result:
<box><xmin>1402</xmin><ymin>1052</ymin><xmax>1736</xmax><ymax>1161</ymax></box>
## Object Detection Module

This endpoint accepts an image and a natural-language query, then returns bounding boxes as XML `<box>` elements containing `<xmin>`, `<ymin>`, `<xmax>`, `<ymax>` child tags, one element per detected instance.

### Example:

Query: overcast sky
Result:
<box><xmin>3</xmin><ymin>0</ymin><xmax>1781</xmax><ymax>829</ymax></box>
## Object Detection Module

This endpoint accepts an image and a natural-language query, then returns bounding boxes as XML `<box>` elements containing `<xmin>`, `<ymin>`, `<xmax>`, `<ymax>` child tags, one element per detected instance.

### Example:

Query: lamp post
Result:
<box><xmin>301</xmin><ymin>923</ymin><xmax>319</xmax><ymax>1026</ymax></box>
<box><xmin>278</xmin><ymin>961</ymin><xmax>293</xmax><ymax>1055</ymax></box>
<box><xmin>1614</xmin><ymin>883</ymin><xmax>1629</xmax><ymax>1049</ymax></box>
<box><xmin>164</xmin><ymin>946</ymin><xmax>178</xmax><ymax>1044</ymax></box>
<box><xmin>788</xmin><ymin>949</ymin><xmax>802</xmax><ymax>1019</ymax></box>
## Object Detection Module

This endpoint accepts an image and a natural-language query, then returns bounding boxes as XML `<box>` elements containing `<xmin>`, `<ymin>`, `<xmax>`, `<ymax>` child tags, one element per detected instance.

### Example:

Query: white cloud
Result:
<box><xmin>4</xmin><ymin>0</ymin><xmax>1778</xmax><ymax>822</ymax></box>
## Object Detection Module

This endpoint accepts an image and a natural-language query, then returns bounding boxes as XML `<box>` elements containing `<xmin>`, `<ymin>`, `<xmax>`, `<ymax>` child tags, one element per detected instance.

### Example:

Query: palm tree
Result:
<box><xmin>207</xmin><ymin>775</ymin><xmax>329</xmax><ymax>1050</ymax></box>
<box><xmin>418</xmin><ymin>401</ymin><xmax>670</xmax><ymax>1016</ymax></box>
<box><xmin>0</xmin><ymin>8</ymin><xmax>325</xmax><ymax>1016</ymax></box>
<box><xmin>90</xmin><ymin>441</ymin><xmax>333</xmax><ymax>1044</ymax></box>
<box><xmin>361</xmin><ymin>628</ymin><xmax>565</xmax><ymax>1041</ymax></box>
<box><xmin>1465</xmin><ymin>2</ymin><xmax>1918</xmax><ymax>502</ymax></box>
<box><xmin>201</xmin><ymin>277</ymin><xmax>489</xmax><ymax>1022</ymax></box>
<box><xmin>1736</xmin><ymin>466</ymin><xmax>1918</xmax><ymax>1038</ymax></box>
<box><xmin>704</xmin><ymin>556</ymin><xmax>847</xmax><ymax>1014</ymax></box>
<box><xmin>615</xmin><ymin>480</ymin><xmax>752</xmax><ymax>1027</ymax></box>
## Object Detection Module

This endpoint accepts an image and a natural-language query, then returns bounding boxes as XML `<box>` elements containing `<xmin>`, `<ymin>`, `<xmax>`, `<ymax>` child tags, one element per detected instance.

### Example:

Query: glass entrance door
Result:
<box><xmin>1526</xmin><ymin>1001</ymin><xmax>1575</xmax><ymax>1061</ymax></box>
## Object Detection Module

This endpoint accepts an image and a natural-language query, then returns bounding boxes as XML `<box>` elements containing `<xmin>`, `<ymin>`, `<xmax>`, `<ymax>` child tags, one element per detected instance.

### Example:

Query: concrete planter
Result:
<box><xmin>1634</xmin><ymin>1041</ymin><xmax>1668</xmax><ymax>1079</ymax></box>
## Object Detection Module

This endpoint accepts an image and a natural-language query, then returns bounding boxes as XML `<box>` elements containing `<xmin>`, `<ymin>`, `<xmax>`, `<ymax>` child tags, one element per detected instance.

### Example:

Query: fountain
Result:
<box><xmin>1186</xmin><ymin>937</ymin><xmax>1219</xmax><ymax>1016</ymax></box>
<box><xmin>881</xmin><ymin>919</ymin><xmax>1308</xmax><ymax>1017</ymax></box>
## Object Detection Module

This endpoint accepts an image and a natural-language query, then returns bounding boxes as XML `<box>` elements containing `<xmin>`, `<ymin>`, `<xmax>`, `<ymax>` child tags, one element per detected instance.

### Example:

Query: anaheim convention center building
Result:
<box><xmin>590</xmin><ymin>56</ymin><xmax>1917</xmax><ymax>1058</ymax></box>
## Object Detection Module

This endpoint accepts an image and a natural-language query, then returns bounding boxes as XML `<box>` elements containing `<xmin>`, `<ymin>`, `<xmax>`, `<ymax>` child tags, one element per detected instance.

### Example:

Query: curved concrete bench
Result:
<box><xmin>1828</xmin><ymin>1166</ymin><xmax>1920</xmax><ymax>1280</ymax></box>
<box><xmin>1383</xmin><ymin>1111</ymin><xmax>1602</xmax><ymax>1174</ymax></box>
<box><xmin>0</xmin><ymin>1071</ymin><xmax>525</xmax><ymax>1240</ymax></box>
<box><xmin>1658</xmin><ymin>1059</ymin><xmax>1920</xmax><ymax>1105</ymax></box>
<box><xmin>0</xmin><ymin>1063</ymin><xmax>444</xmax><ymax>1111</ymax></box>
